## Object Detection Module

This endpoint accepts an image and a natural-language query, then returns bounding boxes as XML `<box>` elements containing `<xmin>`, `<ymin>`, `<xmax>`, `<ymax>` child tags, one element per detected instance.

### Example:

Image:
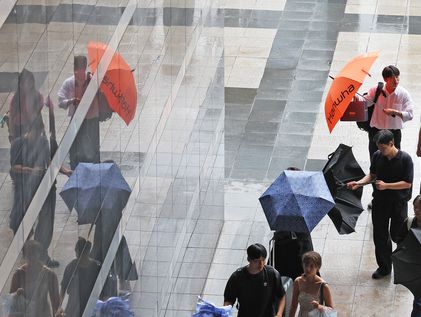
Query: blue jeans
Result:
<box><xmin>412</xmin><ymin>297</ymin><xmax>421</xmax><ymax>317</ymax></box>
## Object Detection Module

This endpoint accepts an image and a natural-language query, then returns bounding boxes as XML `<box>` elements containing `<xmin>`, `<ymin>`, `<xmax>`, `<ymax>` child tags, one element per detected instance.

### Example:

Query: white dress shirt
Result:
<box><xmin>365</xmin><ymin>85</ymin><xmax>414</xmax><ymax>129</ymax></box>
<box><xmin>57</xmin><ymin>75</ymin><xmax>99</xmax><ymax>119</ymax></box>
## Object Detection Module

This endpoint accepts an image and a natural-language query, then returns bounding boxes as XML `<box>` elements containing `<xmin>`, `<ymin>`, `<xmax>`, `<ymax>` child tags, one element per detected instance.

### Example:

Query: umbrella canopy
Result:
<box><xmin>392</xmin><ymin>228</ymin><xmax>421</xmax><ymax>297</ymax></box>
<box><xmin>193</xmin><ymin>297</ymin><xmax>232</xmax><ymax>317</ymax></box>
<box><xmin>259</xmin><ymin>170</ymin><xmax>335</xmax><ymax>233</ymax></box>
<box><xmin>60</xmin><ymin>163</ymin><xmax>131</xmax><ymax>224</ymax></box>
<box><xmin>322</xmin><ymin>144</ymin><xmax>366</xmax><ymax>234</ymax></box>
<box><xmin>325</xmin><ymin>51</ymin><xmax>379</xmax><ymax>132</ymax></box>
<box><xmin>88</xmin><ymin>41</ymin><xmax>137</xmax><ymax>125</ymax></box>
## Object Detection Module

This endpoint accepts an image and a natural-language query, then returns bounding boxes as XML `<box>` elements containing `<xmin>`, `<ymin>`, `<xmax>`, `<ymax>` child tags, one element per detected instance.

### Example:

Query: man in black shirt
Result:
<box><xmin>60</xmin><ymin>237</ymin><xmax>101</xmax><ymax>317</ymax></box>
<box><xmin>347</xmin><ymin>129</ymin><xmax>413</xmax><ymax>279</ymax></box>
<box><xmin>224</xmin><ymin>243</ymin><xmax>286</xmax><ymax>317</ymax></box>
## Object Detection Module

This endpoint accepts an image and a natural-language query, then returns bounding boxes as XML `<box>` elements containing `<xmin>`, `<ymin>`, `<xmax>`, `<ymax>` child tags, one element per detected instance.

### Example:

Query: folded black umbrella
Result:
<box><xmin>322</xmin><ymin>144</ymin><xmax>366</xmax><ymax>234</ymax></box>
<box><xmin>392</xmin><ymin>228</ymin><xmax>421</xmax><ymax>297</ymax></box>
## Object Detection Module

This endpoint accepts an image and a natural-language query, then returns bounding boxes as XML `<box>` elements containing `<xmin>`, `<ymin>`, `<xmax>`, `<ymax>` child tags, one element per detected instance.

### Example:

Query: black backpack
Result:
<box><xmin>356</xmin><ymin>82</ymin><xmax>384</xmax><ymax>132</ymax></box>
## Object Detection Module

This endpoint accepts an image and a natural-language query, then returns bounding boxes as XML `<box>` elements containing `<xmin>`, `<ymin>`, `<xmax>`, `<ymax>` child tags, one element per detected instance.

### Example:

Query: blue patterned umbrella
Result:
<box><xmin>259</xmin><ymin>170</ymin><xmax>335</xmax><ymax>233</ymax></box>
<box><xmin>59</xmin><ymin>163</ymin><xmax>131</xmax><ymax>224</ymax></box>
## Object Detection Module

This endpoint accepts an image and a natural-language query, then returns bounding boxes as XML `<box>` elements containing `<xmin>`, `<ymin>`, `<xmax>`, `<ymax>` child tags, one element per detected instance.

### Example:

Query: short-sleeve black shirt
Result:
<box><xmin>61</xmin><ymin>258</ymin><xmax>101</xmax><ymax>317</ymax></box>
<box><xmin>224</xmin><ymin>265</ymin><xmax>285</xmax><ymax>317</ymax></box>
<box><xmin>370</xmin><ymin>150</ymin><xmax>413</xmax><ymax>201</ymax></box>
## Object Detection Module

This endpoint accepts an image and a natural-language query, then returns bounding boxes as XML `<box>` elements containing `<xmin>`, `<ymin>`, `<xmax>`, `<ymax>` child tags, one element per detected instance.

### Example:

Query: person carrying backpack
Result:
<box><xmin>224</xmin><ymin>244</ymin><xmax>286</xmax><ymax>317</ymax></box>
<box><xmin>356</xmin><ymin>65</ymin><xmax>414</xmax><ymax>162</ymax></box>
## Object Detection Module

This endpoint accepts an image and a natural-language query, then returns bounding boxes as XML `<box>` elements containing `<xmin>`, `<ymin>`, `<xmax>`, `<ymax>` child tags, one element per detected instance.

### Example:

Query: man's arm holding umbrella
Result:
<box><xmin>347</xmin><ymin>173</ymin><xmax>376</xmax><ymax>190</ymax></box>
<box><xmin>347</xmin><ymin>173</ymin><xmax>411</xmax><ymax>191</ymax></box>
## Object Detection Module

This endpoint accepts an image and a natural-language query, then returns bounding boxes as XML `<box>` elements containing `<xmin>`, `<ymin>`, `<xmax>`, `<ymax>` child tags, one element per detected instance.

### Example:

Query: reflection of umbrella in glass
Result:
<box><xmin>88</xmin><ymin>41</ymin><xmax>137</xmax><ymax>125</ymax></box>
<box><xmin>392</xmin><ymin>228</ymin><xmax>421</xmax><ymax>298</ymax></box>
<box><xmin>325</xmin><ymin>51</ymin><xmax>379</xmax><ymax>132</ymax></box>
<box><xmin>95</xmin><ymin>296</ymin><xmax>134</xmax><ymax>317</ymax></box>
<box><xmin>59</xmin><ymin>163</ymin><xmax>131</xmax><ymax>224</ymax></box>
<box><xmin>259</xmin><ymin>171</ymin><xmax>335</xmax><ymax>233</ymax></box>
<box><xmin>322</xmin><ymin>144</ymin><xmax>366</xmax><ymax>234</ymax></box>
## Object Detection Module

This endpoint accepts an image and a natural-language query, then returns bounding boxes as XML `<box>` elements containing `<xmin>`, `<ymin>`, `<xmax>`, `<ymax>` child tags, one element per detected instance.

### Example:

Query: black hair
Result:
<box><xmin>18</xmin><ymin>68</ymin><xmax>35</xmax><ymax>90</ymax></box>
<box><xmin>413</xmin><ymin>195</ymin><xmax>421</xmax><ymax>206</ymax></box>
<box><xmin>22</xmin><ymin>240</ymin><xmax>43</xmax><ymax>261</ymax></box>
<box><xmin>247</xmin><ymin>243</ymin><xmax>267</xmax><ymax>260</ymax></box>
<box><xmin>374</xmin><ymin>129</ymin><xmax>394</xmax><ymax>146</ymax></box>
<box><xmin>74</xmin><ymin>55</ymin><xmax>87</xmax><ymax>70</ymax></box>
<box><xmin>382</xmin><ymin>65</ymin><xmax>400</xmax><ymax>80</ymax></box>
<box><xmin>75</xmin><ymin>237</ymin><xmax>92</xmax><ymax>258</ymax></box>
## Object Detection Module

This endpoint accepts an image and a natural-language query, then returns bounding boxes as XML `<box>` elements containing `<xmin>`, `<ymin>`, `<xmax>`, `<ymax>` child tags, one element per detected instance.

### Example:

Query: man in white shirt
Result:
<box><xmin>57</xmin><ymin>56</ymin><xmax>100</xmax><ymax>169</ymax></box>
<box><xmin>366</xmin><ymin>65</ymin><xmax>414</xmax><ymax>161</ymax></box>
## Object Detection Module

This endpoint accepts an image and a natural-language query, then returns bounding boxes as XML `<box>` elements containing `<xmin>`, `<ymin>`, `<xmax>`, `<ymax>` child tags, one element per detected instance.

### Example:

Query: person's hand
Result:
<box><xmin>383</xmin><ymin>108</ymin><xmax>400</xmax><ymax>117</ymax></box>
<box><xmin>375</xmin><ymin>180</ymin><xmax>388</xmax><ymax>190</ymax></box>
<box><xmin>347</xmin><ymin>181</ymin><xmax>360</xmax><ymax>190</ymax></box>
<box><xmin>310</xmin><ymin>300</ymin><xmax>323</xmax><ymax>310</ymax></box>
<box><xmin>60</xmin><ymin>167</ymin><xmax>72</xmax><ymax>177</ymax></box>
<box><xmin>55</xmin><ymin>308</ymin><xmax>65</xmax><ymax>317</ymax></box>
<box><xmin>70</xmin><ymin>98</ymin><xmax>80</xmax><ymax>106</ymax></box>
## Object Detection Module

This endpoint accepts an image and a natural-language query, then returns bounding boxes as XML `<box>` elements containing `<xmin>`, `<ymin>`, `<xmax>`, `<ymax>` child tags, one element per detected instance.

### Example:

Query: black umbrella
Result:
<box><xmin>392</xmin><ymin>228</ymin><xmax>421</xmax><ymax>297</ymax></box>
<box><xmin>322</xmin><ymin>144</ymin><xmax>366</xmax><ymax>234</ymax></box>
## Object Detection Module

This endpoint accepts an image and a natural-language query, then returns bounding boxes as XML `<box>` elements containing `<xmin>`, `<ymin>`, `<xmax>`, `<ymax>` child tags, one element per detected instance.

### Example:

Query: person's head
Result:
<box><xmin>75</xmin><ymin>237</ymin><xmax>92</xmax><ymax>258</ymax></box>
<box><xmin>374</xmin><ymin>129</ymin><xmax>395</xmax><ymax>156</ymax></box>
<box><xmin>247</xmin><ymin>243</ymin><xmax>267</xmax><ymax>272</ymax></box>
<box><xmin>74</xmin><ymin>55</ymin><xmax>88</xmax><ymax>82</ymax></box>
<box><xmin>22</xmin><ymin>240</ymin><xmax>43</xmax><ymax>263</ymax></box>
<box><xmin>302</xmin><ymin>251</ymin><xmax>322</xmax><ymax>276</ymax></box>
<box><xmin>413</xmin><ymin>195</ymin><xmax>421</xmax><ymax>219</ymax></box>
<box><xmin>18</xmin><ymin>68</ymin><xmax>35</xmax><ymax>92</ymax></box>
<box><xmin>382</xmin><ymin>65</ymin><xmax>400</xmax><ymax>91</ymax></box>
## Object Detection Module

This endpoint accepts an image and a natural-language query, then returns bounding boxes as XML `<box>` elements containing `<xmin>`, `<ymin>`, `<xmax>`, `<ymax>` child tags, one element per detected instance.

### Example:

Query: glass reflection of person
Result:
<box><xmin>10</xmin><ymin>240</ymin><xmax>60</xmax><ymax>317</ymax></box>
<box><xmin>59</xmin><ymin>237</ymin><xmax>101</xmax><ymax>317</ymax></box>
<box><xmin>57</xmin><ymin>55</ymin><xmax>100</xmax><ymax>169</ymax></box>
<box><xmin>8</xmin><ymin>69</ymin><xmax>44</xmax><ymax>142</ymax></box>
<box><xmin>10</xmin><ymin>119</ymin><xmax>71</xmax><ymax>267</ymax></box>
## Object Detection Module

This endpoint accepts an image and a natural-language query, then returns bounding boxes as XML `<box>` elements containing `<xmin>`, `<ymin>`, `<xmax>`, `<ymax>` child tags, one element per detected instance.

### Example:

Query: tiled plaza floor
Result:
<box><xmin>0</xmin><ymin>1</ymin><xmax>421</xmax><ymax>316</ymax></box>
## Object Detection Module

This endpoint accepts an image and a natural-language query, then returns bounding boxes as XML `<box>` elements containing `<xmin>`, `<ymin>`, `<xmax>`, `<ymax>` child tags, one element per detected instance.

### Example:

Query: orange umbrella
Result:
<box><xmin>88</xmin><ymin>41</ymin><xmax>137</xmax><ymax>125</ymax></box>
<box><xmin>325</xmin><ymin>51</ymin><xmax>379</xmax><ymax>132</ymax></box>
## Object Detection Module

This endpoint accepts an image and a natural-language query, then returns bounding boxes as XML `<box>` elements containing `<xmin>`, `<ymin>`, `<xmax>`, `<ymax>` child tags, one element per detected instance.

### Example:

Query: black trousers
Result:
<box><xmin>372</xmin><ymin>198</ymin><xmax>407</xmax><ymax>273</ymax></box>
<box><xmin>69</xmin><ymin>117</ymin><xmax>100</xmax><ymax>170</ymax></box>
<box><xmin>368</xmin><ymin>128</ymin><xmax>401</xmax><ymax>162</ymax></box>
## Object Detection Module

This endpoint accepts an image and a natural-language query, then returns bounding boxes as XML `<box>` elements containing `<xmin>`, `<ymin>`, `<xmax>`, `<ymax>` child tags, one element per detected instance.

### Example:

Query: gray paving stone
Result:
<box><xmin>233</xmin><ymin>153</ymin><xmax>271</xmax><ymax>169</ymax></box>
<box><xmin>249</xmin><ymin>110</ymin><xmax>284</xmax><ymax>123</ymax></box>
<box><xmin>225</xmin><ymin>88</ymin><xmax>257</xmax><ymax>104</ymax></box>
<box><xmin>252</xmin><ymin>99</ymin><xmax>286</xmax><ymax>111</ymax></box>
<box><xmin>265</xmin><ymin>58</ymin><xmax>299</xmax><ymax>71</ymax></box>
<box><xmin>179</xmin><ymin>262</ymin><xmax>211</xmax><ymax>278</ymax></box>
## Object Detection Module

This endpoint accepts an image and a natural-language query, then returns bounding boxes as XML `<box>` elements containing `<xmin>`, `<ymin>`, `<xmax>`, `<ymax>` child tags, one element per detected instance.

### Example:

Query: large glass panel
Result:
<box><xmin>0</xmin><ymin>0</ymin><xmax>224</xmax><ymax>315</ymax></box>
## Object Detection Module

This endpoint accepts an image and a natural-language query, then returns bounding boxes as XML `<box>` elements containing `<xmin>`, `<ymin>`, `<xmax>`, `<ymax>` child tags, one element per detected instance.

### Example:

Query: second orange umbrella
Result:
<box><xmin>325</xmin><ymin>51</ymin><xmax>379</xmax><ymax>133</ymax></box>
